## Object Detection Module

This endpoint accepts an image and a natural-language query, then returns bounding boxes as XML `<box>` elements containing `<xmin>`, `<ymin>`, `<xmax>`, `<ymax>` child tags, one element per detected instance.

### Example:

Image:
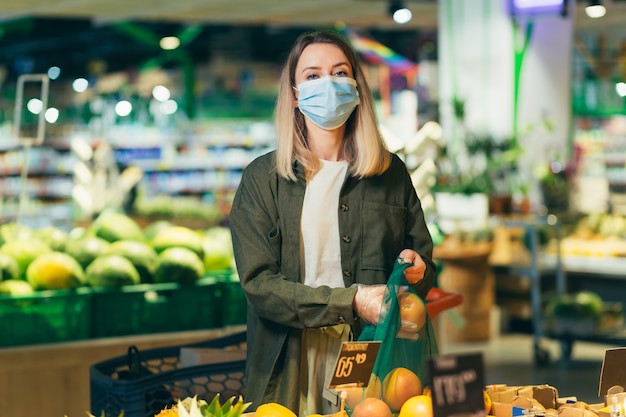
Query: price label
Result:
<box><xmin>329</xmin><ymin>341</ymin><xmax>381</xmax><ymax>388</ymax></box>
<box><xmin>428</xmin><ymin>353</ymin><xmax>485</xmax><ymax>417</ymax></box>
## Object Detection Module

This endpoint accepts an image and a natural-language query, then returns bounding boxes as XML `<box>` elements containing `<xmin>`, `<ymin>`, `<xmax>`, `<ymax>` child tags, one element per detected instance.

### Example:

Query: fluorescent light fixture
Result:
<box><xmin>585</xmin><ymin>0</ymin><xmax>606</xmax><ymax>18</ymax></box>
<box><xmin>513</xmin><ymin>0</ymin><xmax>564</xmax><ymax>8</ymax></box>
<box><xmin>510</xmin><ymin>0</ymin><xmax>567</xmax><ymax>16</ymax></box>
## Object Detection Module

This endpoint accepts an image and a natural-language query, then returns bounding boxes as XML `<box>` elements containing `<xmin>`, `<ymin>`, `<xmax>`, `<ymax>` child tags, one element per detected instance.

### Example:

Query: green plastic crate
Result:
<box><xmin>214</xmin><ymin>273</ymin><xmax>247</xmax><ymax>326</ymax></box>
<box><xmin>90</xmin><ymin>276</ymin><xmax>221</xmax><ymax>338</ymax></box>
<box><xmin>0</xmin><ymin>287</ymin><xmax>92</xmax><ymax>347</ymax></box>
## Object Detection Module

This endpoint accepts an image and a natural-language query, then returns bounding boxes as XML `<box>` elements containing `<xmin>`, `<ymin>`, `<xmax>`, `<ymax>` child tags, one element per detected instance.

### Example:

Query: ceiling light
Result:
<box><xmin>389</xmin><ymin>0</ymin><xmax>412</xmax><ymax>24</ymax></box>
<box><xmin>159</xmin><ymin>36</ymin><xmax>180</xmax><ymax>50</ymax></box>
<box><xmin>585</xmin><ymin>0</ymin><xmax>606</xmax><ymax>18</ymax></box>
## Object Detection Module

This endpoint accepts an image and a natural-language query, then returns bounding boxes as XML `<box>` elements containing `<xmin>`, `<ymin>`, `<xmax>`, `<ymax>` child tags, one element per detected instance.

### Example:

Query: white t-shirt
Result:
<box><xmin>300</xmin><ymin>159</ymin><xmax>349</xmax><ymax>288</ymax></box>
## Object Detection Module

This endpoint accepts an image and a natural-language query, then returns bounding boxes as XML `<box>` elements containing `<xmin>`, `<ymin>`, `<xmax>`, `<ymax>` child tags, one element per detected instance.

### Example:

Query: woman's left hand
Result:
<box><xmin>398</xmin><ymin>249</ymin><xmax>426</xmax><ymax>284</ymax></box>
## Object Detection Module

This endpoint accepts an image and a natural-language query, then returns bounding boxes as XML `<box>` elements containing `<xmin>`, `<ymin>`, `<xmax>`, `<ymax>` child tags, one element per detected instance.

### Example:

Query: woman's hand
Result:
<box><xmin>352</xmin><ymin>284</ymin><xmax>387</xmax><ymax>325</ymax></box>
<box><xmin>398</xmin><ymin>249</ymin><xmax>426</xmax><ymax>284</ymax></box>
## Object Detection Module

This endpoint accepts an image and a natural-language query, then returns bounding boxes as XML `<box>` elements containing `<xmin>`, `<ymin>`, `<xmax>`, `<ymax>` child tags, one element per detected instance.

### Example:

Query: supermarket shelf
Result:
<box><xmin>540</xmin><ymin>254</ymin><xmax>626</xmax><ymax>278</ymax></box>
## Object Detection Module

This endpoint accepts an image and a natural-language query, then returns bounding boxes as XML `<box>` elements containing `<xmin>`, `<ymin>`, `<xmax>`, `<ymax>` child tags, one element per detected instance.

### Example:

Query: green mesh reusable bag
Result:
<box><xmin>353</xmin><ymin>259</ymin><xmax>438</xmax><ymax>413</ymax></box>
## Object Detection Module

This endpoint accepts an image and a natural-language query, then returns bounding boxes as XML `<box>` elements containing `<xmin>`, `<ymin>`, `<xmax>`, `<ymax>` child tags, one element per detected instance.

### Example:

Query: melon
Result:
<box><xmin>64</xmin><ymin>236</ymin><xmax>111</xmax><ymax>269</ymax></box>
<box><xmin>0</xmin><ymin>253</ymin><xmax>20</xmax><ymax>282</ymax></box>
<box><xmin>154</xmin><ymin>247</ymin><xmax>204</xmax><ymax>284</ymax></box>
<box><xmin>0</xmin><ymin>239</ymin><xmax>52</xmax><ymax>279</ymax></box>
<box><xmin>85</xmin><ymin>254</ymin><xmax>141</xmax><ymax>287</ymax></box>
<box><xmin>107</xmin><ymin>240</ymin><xmax>159</xmax><ymax>283</ymax></box>
<box><xmin>0</xmin><ymin>279</ymin><xmax>34</xmax><ymax>296</ymax></box>
<box><xmin>26</xmin><ymin>252</ymin><xmax>85</xmax><ymax>290</ymax></box>
<box><xmin>152</xmin><ymin>226</ymin><xmax>205</xmax><ymax>259</ymax></box>
<box><xmin>91</xmin><ymin>211</ymin><xmax>145</xmax><ymax>243</ymax></box>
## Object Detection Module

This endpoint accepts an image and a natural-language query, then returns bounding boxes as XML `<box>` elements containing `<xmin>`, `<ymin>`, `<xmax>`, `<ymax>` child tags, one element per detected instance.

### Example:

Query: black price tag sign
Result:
<box><xmin>329</xmin><ymin>341</ymin><xmax>381</xmax><ymax>388</ymax></box>
<box><xmin>428</xmin><ymin>352</ymin><xmax>485</xmax><ymax>417</ymax></box>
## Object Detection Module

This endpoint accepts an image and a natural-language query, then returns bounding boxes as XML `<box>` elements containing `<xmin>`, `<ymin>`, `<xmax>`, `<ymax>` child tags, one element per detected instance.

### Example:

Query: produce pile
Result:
<box><xmin>0</xmin><ymin>210</ymin><xmax>235</xmax><ymax>296</ymax></box>
<box><xmin>551</xmin><ymin>213</ymin><xmax>626</xmax><ymax>257</ymax></box>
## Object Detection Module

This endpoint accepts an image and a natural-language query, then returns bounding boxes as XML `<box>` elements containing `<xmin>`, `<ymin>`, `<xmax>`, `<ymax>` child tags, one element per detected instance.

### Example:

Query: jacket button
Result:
<box><xmin>341</xmin><ymin>204</ymin><xmax>349</xmax><ymax>211</ymax></box>
<box><xmin>338</xmin><ymin>316</ymin><xmax>346</xmax><ymax>324</ymax></box>
<box><xmin>342</xmin><ymin>235</ymin><xmax>351</xmax><ymax>243</ymax></box>
<box><xmin>343</xmin><ymin>269</ymin><xmax>351</xmax><ymax>277</ymax></box>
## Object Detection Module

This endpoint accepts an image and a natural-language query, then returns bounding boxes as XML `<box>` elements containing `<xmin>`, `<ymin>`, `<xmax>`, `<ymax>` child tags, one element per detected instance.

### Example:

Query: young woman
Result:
<box><xmin>229</xmin><ymin>29</ymin><xmax>436</xmax><ymax>416</ymax></box>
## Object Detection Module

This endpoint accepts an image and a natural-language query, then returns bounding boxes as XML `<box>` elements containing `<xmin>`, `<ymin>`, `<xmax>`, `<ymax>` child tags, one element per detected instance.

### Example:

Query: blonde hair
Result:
<box><xmin>274</xmin><ymin>30</ymin><xmax>391</xmax><ymax>181</ymax></box>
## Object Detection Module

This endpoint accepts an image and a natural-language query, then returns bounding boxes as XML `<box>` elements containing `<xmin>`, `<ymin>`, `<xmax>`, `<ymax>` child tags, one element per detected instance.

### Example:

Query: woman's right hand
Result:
<box><xmin>352</xmin><ymin>284</ymin><xmax>387</xmax><ymax>325</ymax></box>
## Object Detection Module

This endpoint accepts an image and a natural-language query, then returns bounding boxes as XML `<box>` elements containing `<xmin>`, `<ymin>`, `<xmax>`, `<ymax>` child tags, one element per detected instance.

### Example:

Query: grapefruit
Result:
<box><xmin>342</xmin><ymin>373</ymin><xmax>382</xmax><ymax>409</ymax></box>
<box><xmin>382</xmin><ymin>367</ymin><xmax>423</xmax><ymax>411</ymax></box>
<box><xmin>255</xmin><ymin>402</ymin><xmax>296</xmax><ymax>417</ymax></box>
<box><xmin>399</xmin><ymin>395</ymin><xmax>433</xmax><ymax>417</ymax></box>
<box><xmin>352</xmin><ymin>397</ymin><xmax>392</xmax><ymax>417</ymax></box>
<box><xmin>398</xmin><ymin>292</ymin><xmax>427</xmax><ymax>331</ymax></box>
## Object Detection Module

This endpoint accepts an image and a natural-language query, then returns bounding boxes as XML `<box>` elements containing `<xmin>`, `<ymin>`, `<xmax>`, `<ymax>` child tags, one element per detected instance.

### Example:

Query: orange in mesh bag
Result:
<box><xmin>349</xmin><ymin>260</ymin><xmax>439</xmax><ymax>414</ymax></box>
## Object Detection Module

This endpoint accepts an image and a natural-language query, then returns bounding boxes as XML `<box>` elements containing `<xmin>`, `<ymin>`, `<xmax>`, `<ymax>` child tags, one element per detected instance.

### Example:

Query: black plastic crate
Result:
<box><xmin>90</xmin><ymin>330</ymin><xmax>247</xmax><ymax>417</ymax></box>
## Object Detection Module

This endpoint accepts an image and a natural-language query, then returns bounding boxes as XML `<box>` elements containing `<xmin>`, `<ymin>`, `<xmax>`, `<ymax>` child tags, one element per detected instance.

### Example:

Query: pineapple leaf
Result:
<box><xmin>206</xmin><ymin>394</ymin><xmax>222</xmax><ymax>416</ymax></box>
<box><xmin>221</xmin><ymin>396</ymin><xmax>235</xmax><ymax>414</ymax></box>
<box><xmin>227</xmin><ymin>396</ymin><xmax>252</xmax><ymax>417</ymax></box>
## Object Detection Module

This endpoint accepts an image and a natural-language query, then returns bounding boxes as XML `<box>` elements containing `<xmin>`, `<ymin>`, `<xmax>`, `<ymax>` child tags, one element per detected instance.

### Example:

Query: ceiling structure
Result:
<box><xmin>0</xmin><ymin>0</ymin><xmax>624</xmax><ymax>83</ymax></box>
<box><xmin>1</xmin><ymin>0</ymin><xmax>626</xmax><ymax>31</ymax></box>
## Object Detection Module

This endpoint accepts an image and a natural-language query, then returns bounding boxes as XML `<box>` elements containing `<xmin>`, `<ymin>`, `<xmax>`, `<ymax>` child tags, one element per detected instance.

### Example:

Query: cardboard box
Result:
<box><xmin>599</xmin><ymin>348</ymin><xmax>626</xmax><ymax>399</ymax></box>
<box><xmin>491</xmin><ymin>402</ymin><xmax>526</xmax><ymax>417</ymax></box>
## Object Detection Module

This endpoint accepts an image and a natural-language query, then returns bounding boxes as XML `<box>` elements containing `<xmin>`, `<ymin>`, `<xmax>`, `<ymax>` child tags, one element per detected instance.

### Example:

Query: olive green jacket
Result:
<box><xmin>229</xmin><ymin>151</ymin><xmax>436</xmax><ymax>412</ymax></box>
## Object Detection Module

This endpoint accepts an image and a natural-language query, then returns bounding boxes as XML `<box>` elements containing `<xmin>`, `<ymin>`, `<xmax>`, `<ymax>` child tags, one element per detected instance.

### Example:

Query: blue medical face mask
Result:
<box><xmin>295</xmin><ymin>75</ymin><xmax>360</xmax><ymax>130</ymax></box>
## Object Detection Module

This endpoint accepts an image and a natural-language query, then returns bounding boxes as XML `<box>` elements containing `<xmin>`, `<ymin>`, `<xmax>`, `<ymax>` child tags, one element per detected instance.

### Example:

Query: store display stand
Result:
<box><xmin>497</xmin><ymin>217</ymin><xmax>566</xmax><ymax>366</ymax></box>
<box><xmin>509</xmin><ymin>216</ymin><xmax>626</xmax><ymax>366</ymax></box>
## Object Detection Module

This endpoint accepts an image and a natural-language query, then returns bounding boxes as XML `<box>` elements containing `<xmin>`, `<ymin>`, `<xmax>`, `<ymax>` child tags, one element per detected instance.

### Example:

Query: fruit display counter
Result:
<box><xmin>0</xmin><ymin>211</ymin><xmax>244</xmax><ymax>348</ymax></box>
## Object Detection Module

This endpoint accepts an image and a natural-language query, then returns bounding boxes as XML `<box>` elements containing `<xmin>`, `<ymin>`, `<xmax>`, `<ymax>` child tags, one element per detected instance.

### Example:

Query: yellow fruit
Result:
<box><xmin>255</xmin><ymin>402</ymin><xmax>297</xmax><ymax>417</ymax></box>
<box><xmin>352</xmin><ymin>397</ymin><xmax>392</xmax><ymax>417</ymax></box>
<box><xmin>342</xmin><ymin>387</ymin><xmax>365</xmax><ymax>410</ymax></box>
<box><xmin>399</xmin><ymin>395</ymin><xmax>433</xmax><ymax>417</ymax></box>
<box><xmin>382</xmin><ymin>367</ymin><xmax>423</xmax><ymax>411</ymax></box>
<box><xmin>398</xmin><ymin>292</ymin><xmax>427</xmax><ymax>331</ymax></box>
<box><xmin>484</xmin><ymin>390</ymin><xmax>493</xmax><ymax>414</ymax></box>
<box><xmin>342</xmin><ymin>374</ymin><xmax>383</xmax><ymax>409</ymax></box>
<box><xmin>306</xmin><ymin>414</ymin><xmax>324</xmax><ymax>417</ymax></box>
